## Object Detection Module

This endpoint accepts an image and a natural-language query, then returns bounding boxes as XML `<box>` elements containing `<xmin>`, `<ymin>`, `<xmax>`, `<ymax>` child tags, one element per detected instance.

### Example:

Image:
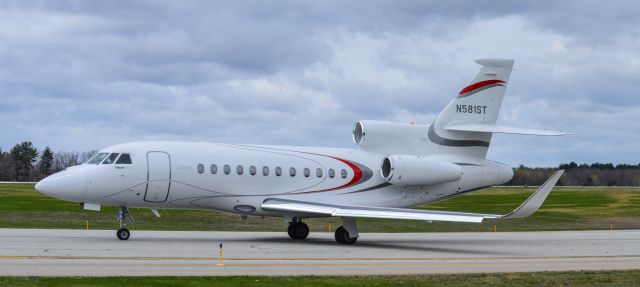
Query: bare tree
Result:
<box><xmin>52</xmin><ymin>151</ymin><xmax>79</xmax><ymax>172</ymax></box>
<box><xmin>79</xmin><ymin>150</ymin><xmax>98</xmax><ymax>163</ymax></box>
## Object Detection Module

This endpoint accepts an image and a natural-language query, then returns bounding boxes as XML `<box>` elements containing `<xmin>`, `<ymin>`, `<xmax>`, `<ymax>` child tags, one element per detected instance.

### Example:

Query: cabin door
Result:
<box><xmin>145</xmin><ymin>151</ymin><xmax>171</xmax><ymax>202</ymax></box>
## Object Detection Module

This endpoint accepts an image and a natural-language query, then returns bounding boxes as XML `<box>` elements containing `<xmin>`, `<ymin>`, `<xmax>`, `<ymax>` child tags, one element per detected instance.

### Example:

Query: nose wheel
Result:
<box><xmin>116</xmin><ymin>207</ymin><xmax>134</xmax><ymax>241</ymax></box>
<box><xmin>116</xmin><ymin>228</ymin><xmax>130</xmax><ymax>240</ymax></box>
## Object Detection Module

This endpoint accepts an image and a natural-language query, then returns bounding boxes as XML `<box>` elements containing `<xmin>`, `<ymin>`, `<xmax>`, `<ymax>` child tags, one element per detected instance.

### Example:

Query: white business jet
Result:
<box><xmin>35</xmin><ymin>59</ymin><xmax>569</xmax><ymax>244</ymax></box>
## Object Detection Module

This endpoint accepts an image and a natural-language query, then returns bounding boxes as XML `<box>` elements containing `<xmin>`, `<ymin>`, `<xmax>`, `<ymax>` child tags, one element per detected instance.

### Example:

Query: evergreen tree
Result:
<box><xmin>39</xmin><ymin>147</ymin><xmax>54</xmax><ymax>177</ymax></box>
<box><xmin>10</xmin><ymin>141</ymin><xmax>38</xmax><ymax>181</ymax></box>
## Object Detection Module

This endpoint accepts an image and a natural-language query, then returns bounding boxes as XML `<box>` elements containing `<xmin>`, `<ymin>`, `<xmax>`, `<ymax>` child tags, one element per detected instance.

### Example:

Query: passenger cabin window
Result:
<box><xmin>115</xmin><ymin>153</ymin><xmax>132</xmax><ymax>164</ymax></box>
<box><xmin>249</xmin><ymin>165</ymin><xmax>257</xmax><ymax>176</ymax></box>
<box><xmin>210</xmin><ymin>164</ymin><xmax>217</xmax><ymax>174</ymax></box>
<box><xmin>303</xmin><ymin>168</ymin><xmax>310</xmax><ymax>177</ymax></box>
<box><xmin>328</xmin><ymin>169</ymin><xmax>335</xmax><ymax>178</ymax></box>
<box><xmin>316</xmin><ymin>168</ymin><xmax>323</xmax><ymax>178</ymax></box>
<box><xmin>88</xmin><ymin>153</ymin><xmax>108</xmax><ymax>165</ymax></box>
<box><xmin>275</xmin><ymin>166</ymin><xmax>282</xmax><ymax>176</ymax></box>
<box><xmin>102</xmin><ymin>153</ymin><xmax>119</xmax><ymax>164</ymax></box>
<box><xmin>236</xmin><ymin>165</ymin><xmax>244</xmax><ymax>175</ymax></box>
<box><xmin>289</xmin><ymin>167</ymin><xmax>296</xmax><ymax>177</ymax></box>
<box><xmin>197</xmin><ymin>164</ymin><xmax>204</xmax><ymax>174</ymax></box>
<box><xmin>262</xmin><ymin>166</ymin><xmax>269</xmax><ymax>176</ymax></box>
<box><xmin>224</xmin><ymin>165</ymin><xmax>231</xmax><ymax>175</ymax></box>
<box><xmin>341</xmin><ymin>169</ymin><xmax>348</xmax><ymax>179</ymax></box>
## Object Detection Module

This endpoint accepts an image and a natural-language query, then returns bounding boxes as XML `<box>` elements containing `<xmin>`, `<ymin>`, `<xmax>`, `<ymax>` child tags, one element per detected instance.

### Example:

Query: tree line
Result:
<box><xmin>0</xmin><ymin>141</ymin><xmax>96</xmax><ymax>182</ymax></box>
<box><xmin>508</xmin><ymin>162</ymin><xmax>640</xmax><ymax>186</ymax></box>
<box><xmin>1</xmin><ymin>141</ymin><xmax>639</xmax><ymax>186</ymax></box>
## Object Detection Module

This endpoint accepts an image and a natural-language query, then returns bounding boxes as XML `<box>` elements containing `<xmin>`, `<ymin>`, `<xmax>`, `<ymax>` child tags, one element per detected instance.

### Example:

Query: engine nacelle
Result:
<box><xmin>352</xmin><ymin>120</ymin><xmax>427</xmax><ymax>149</ymax></box>
<box><xmin>381</xmin><ymin>155</ymin><xmax>462</xmax><ymax>186</ymax></box>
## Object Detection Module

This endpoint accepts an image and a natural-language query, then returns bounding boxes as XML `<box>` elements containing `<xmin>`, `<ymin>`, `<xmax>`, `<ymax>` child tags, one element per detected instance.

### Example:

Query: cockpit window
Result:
<box><xmin>115</xmin><ymin>153</ymin><xmax>132</xmax><ymax>164</ymax></box>
<box><xmin>87</xmin><ymin>153</ymin><xmax>109</xmax><ymax>165</ymax></box>
<box><xmin>102</xmin><ymin>153</ymin><xmax>119</xmax><ymax>164</ymax></box>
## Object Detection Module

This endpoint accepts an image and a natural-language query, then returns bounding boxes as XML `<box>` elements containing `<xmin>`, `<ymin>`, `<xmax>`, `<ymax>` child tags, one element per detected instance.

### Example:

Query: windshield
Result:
<box><xmin>116</xmin><ymin>153</ymin><xmax>132</xmax><ymax>164</ymax></box>
<box><xmin>87</xmin><ymin>153</ymin><xmax>108</xmax><ymax>165</ymax></box>
<box><xmin>102</xmin><ymin>153</ymin><xmax>119</xmax><ymax>164</ymax></box>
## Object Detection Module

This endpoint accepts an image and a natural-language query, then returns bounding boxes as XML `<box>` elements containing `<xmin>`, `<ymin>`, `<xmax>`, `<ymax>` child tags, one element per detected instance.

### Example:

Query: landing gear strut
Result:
<box><xmin>116</xmin><ymin>207</ymin><xmax>134</xmax><ymax>240</ymax></box>
<box><xmin>335</xmin><ymin>217</ymin><xmax>358</xmax><ymax>245</ymax></box>
<box><xmin>287</xmin><ymin>218</ymin><xmax>309</xmax><ymax>240</ymax></box>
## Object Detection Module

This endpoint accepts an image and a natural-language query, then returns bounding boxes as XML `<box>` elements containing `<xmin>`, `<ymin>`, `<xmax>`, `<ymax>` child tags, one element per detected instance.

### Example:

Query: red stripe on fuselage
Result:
<box><xmin>332</xmin><ymin>157</ymin><xmax>363</xmax><ymax>189</ymax></box>
<box><xmin>295</xmin><ymin>156</ymin><xmax>363</xmax><ymax>194</ymax></box>
<box><xmin>459</xmin><ymin>79</ymin><xmax>505</xmax><ymax>95</ymax></box>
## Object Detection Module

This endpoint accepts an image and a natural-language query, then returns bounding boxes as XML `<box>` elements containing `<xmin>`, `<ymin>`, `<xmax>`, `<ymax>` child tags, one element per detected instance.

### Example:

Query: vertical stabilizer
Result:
<box><xmin>429</xmin><ymin>59</ymin><xmax>514</xmax><ymax>158</ymax></box>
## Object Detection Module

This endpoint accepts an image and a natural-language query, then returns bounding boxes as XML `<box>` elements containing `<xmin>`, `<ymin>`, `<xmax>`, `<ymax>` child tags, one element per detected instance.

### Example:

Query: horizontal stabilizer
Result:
<box><xmin>445</xmin><ymin>124</ymin><xmax>571</xmax><ymax>136</ymax></box>
<box><xmin>261</xmin><ymin>170</ymin><xmax>563</xmax><ymax>223</ymax></box>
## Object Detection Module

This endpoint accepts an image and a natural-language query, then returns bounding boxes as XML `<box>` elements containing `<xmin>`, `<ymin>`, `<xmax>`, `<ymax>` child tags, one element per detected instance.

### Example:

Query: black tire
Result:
<box><xmin>334</xmin><ymin>226</ymin><xmax>357</xmax><ymax>245</ymax></box>
<box><xmin>287</xmin><ymin>222</ymin><xmax>309</xmax><ymax>240</ymax></box>
<box><xmin>295</xmin><ymin>222</ymin><xmax>309</xmax><ymax>239</ymax></box>
<box><xmin>287</xmin><ymin>223</ymin><xmax>296</xmax><ymax>239</ymax></box>
<box><xmin>116</xmin><ymin>228</ymin><xmax>130</xmax><ymax>240</ymax></box>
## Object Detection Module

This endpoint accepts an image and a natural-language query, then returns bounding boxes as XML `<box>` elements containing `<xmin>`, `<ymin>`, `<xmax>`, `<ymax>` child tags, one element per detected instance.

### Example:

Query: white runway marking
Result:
<box><xmin>0</xmin><ymin>229</ymin><xmax>638</xmax><ymax>276</ymax></box>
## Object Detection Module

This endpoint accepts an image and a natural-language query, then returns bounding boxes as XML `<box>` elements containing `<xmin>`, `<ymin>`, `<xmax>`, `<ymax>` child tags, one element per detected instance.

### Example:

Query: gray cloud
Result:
<box><xmin>0</xmin><ymin>0</ymin><xmax>639</xmax><ymax>166</ymax></box>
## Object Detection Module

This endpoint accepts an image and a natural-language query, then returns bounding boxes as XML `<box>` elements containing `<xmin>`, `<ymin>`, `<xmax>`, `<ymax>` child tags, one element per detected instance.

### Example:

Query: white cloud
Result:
<box><xmin>0</xmin><ymin>1</ymin><xmax>639</xmax><ymax>166</ymax></box>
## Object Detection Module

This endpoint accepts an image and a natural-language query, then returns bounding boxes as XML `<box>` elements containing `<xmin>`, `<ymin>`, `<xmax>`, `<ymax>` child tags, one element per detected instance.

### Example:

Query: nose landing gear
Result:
<box><xmin>116</xmin><ymin>207</ymin><xmax>134</xmax><ymax>240</ymax></box>
<box><xmin>116</xmin><ymin>227</ymin><xmax>130</xmax><ymax>240</ymax></box>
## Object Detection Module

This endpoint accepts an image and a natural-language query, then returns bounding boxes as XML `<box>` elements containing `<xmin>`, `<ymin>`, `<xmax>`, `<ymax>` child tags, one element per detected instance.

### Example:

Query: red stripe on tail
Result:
<box><xmin>459</xmin><ymin>80</ymin><xmax>505</xmax><ymax>95</ymax></box>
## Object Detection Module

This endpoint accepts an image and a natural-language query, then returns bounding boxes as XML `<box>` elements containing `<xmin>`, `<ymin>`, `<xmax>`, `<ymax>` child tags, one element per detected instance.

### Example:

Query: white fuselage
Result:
<box><xmin>33</xmin><ymin>58</ymin><xmax>569</xmax><ymax>244</ymax></box>
<box><xmin>37</xmin><ymin>140</ymin><xmax>513</xmax><ymax>217</ymax></box>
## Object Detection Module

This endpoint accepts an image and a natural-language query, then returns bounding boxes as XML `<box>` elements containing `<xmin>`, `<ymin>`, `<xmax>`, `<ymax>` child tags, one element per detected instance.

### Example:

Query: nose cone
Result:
<box><xmin>34</xmin><ymin>181</ymin><xmax>46</xmax><ymax>194</ymax></box>
<box><xmin>35</xmin><ymin>167</ymin><xmax>87</xmax><ymax>202</ymax></box>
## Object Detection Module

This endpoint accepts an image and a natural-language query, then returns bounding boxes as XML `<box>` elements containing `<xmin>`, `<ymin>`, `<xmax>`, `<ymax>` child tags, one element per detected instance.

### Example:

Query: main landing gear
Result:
<box><xmin>335</xmin><ymin>217</ymin><xmax>358</xmax><ymax>245</ymax></box>
<box><xmin>285</xmin><ymin>217</ymin><xmax>359</xmax><ymax>244</ymax></box>
<box><xmin>116</xmin><ymin>206</ymin><xmax>134</xmax><ymax>240</ymax></box>
<box><xmin>287</xmin><ymin>218</ymin><xmax>309</xmax><ymax>240</ymax></box>
<box><xmin>335</xmin><ymin>226</ymin><xmax>357</xmax><ymax>244</ymax></box>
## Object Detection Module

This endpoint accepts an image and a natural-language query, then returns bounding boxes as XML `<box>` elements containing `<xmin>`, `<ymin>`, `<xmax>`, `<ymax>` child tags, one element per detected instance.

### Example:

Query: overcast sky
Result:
<box><xmin>1</xmin><ymin>1</ymin><xmax>639</xmax><ymax>166</ymax></box>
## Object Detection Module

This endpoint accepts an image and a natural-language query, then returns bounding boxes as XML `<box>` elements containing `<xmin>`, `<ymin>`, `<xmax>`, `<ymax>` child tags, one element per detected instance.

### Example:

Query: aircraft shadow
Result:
<box><xmin>134</xmin><ymin>235</ymin><xmax>512</xmax><ymax>256</ymax></box>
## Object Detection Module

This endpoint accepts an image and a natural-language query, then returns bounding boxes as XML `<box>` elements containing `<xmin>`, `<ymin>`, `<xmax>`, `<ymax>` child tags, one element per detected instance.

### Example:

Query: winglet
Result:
<box><xmin>499</xmin><ymin>170</ymin><xmax>564</xmax><ymax>219</ymax></box>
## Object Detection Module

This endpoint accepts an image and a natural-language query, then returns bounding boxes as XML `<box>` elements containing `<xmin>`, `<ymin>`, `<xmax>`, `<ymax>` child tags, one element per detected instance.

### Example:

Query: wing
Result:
<box><xmin>262</xmin><ymin>170</ymin><xmax>564</xmax><ymax>223</ymax></box>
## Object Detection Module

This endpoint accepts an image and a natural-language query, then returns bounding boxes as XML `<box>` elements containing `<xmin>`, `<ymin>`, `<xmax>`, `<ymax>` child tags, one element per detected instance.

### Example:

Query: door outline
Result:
<box><xmin>144</xmin><ymin>151</ymin><xmax>172</xmax><ymax>202</ymax></box>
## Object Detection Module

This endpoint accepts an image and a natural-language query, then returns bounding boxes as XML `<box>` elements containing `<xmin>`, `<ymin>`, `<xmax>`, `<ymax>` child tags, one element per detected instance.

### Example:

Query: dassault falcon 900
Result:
<box><xmin>35</xmin><ymin>59</ymin><xmax>569</xmax><ymax>244</ymax></box>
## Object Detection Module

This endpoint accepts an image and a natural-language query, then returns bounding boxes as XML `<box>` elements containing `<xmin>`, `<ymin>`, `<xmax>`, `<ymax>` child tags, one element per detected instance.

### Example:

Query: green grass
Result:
<box><xmin>1</xmin><ymin>183</ymin><xmax>639</xmax><ymax>232</ymax></box>
<box><xmin>1</xmin><ymin>270</ymin><xmax>640</xmax><ymax>286</ymax></box>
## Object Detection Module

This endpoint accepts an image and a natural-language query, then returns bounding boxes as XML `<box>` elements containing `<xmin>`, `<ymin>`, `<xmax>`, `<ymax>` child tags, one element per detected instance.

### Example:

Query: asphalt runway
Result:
<box><xmin>0</xmin><ymin>228</ymin><xmax>639</xmax><ymax>276</ymax></box>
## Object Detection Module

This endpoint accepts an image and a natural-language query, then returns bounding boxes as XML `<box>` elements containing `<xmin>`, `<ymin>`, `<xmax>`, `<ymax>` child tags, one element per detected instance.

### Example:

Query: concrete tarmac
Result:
<box><xmin>0</xmin><ymin>228</ymin><xmax>639</xmax><ymax>276</ymax></box>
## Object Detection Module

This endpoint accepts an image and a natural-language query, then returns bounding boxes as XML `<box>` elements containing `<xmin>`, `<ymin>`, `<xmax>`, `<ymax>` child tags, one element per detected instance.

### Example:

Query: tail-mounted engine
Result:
<box><xmin>353</xmin><ymin>120</ymin><xmax>427</xmax><ymax>151</ymax></box>
<box><xmin>380</xmin><ymin>155</ymin><xmax>462</xmax><ymax>186</ymax></box>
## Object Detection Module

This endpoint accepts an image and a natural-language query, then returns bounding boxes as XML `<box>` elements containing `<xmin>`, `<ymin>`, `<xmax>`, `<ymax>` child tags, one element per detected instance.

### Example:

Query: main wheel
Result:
<box><xmin>116</xmin><ymin>228</ymin><xmax>130</xmax><ymax>240</ymax></box>
<box><xmin>287</xmin><ymin>222</ymin><xmax>309</xmax><ymax>240</ymax></box>
<box><xmin>334</xmin><ymin>226</ymin><xmax>357</xmax><ymax>245</ymax></box>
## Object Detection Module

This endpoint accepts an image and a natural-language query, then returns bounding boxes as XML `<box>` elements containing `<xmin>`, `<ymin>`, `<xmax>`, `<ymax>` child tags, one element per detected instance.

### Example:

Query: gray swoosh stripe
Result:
<box><xmin>352</xmin><ymin>161</ymin><xmax>374</xmax><ymax>185</ymax></box>
<box><xmin>428</xmin><ymin>123</ymin><xmax>490</xmax><ymax>147</ymax></box>
<box><xmin>343</xmin><ymin>182</ymin><xmax>392</xmax><ymax>194</ymax></box>
<box><xmin>453</xmin><ymin>163</ymin><xmax>482</xmax><ymax>166</ymax></box>
<box><xmin>457</xmin><ymin>84</ymin><xmax>504</xmax><ymax>98</ymax></box>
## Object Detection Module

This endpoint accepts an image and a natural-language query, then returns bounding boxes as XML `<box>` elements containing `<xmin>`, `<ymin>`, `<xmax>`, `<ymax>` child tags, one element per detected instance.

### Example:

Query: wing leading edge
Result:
<box><xmin>445</xmin><ymin>123</ymin><xmax>572</xmax><ymax>136</ymax></box>
<box><xmin>261</xmin><ymin>170</ymin><xmax>564</xmax><ymax>223</ymax></box>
